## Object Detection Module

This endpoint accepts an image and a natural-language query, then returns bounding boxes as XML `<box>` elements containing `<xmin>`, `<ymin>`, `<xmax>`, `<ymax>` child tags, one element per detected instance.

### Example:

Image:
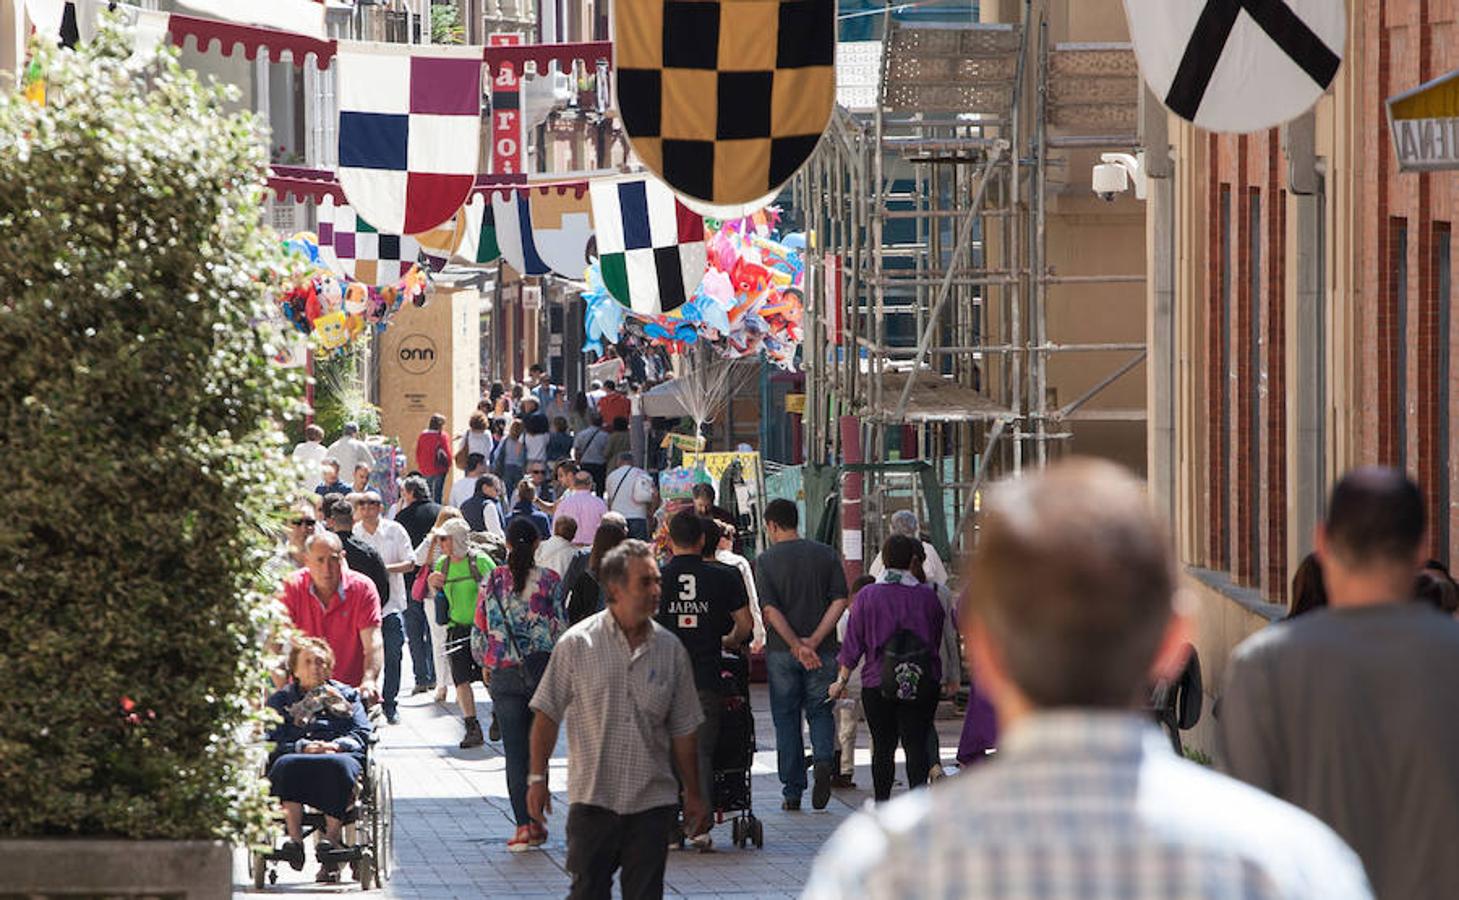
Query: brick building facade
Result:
<box><xmin>1156</xmin><ymin>0</ymin><xmax>1459</xmax><ymax>752</ymax></box>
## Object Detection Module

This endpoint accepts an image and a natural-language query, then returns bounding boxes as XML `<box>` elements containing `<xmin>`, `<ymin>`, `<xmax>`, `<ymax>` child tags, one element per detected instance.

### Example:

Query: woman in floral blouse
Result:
<box><xmin>473</xmin><ymin>517</ymin><xmax>566</xmax><ymax>851</ymax></box>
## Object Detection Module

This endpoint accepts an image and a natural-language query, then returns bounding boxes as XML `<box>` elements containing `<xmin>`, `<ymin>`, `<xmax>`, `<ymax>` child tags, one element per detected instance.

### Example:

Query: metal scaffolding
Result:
<box><xmin>796</xmin><ymin>1</ymin><xmax>1146</xmax><ymax>555</ymax></box>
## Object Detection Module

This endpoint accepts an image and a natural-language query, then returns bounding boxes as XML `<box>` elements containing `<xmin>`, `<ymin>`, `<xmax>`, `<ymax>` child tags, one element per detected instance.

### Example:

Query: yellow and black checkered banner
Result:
<box><xmin>614</xmin><ymin>0</ymin><xmax>836</xmax><ymax>204</ymax></box>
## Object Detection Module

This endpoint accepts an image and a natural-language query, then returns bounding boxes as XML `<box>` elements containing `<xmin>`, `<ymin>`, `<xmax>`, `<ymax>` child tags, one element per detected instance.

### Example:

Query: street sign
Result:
<box><xmin>1388</xmin><ymin>70</ymin><xmax>1459</xmax><ymax>172</ymax></box>
<box><xmin>489</xmin><ymin>33</ymin><xmax>525</xmax><ymax>177</ymax></box>
<box><xmin>1123</xmin><ymin>0</ymin><xmax>1345</xmax><ymax>134</ymax></box>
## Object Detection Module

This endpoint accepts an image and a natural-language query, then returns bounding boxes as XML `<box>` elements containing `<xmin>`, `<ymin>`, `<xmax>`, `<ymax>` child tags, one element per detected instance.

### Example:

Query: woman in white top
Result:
<box><xmin>523</xmin><ymin>411</ymin><xmax>551</xmax><ymax>467</ymax></box>
<box><xmin>460</xmin><ymin>411</ymin><xmax>494</xmax><ymax>468</ymax></box>
<box><xmin>413</xmin><ymin>506</ymin><xmax>465</xmax><ymax>702</ymax></box>
<box><xmin>711</xmin><ymin>519</ymin><xmax>764</xmax><ymax>651</ymax></box>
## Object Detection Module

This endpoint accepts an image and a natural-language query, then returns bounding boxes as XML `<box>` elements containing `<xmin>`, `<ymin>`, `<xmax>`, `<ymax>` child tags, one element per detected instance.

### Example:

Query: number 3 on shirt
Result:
<box><xmin>678</xmin><ymin>574</ymin><xmax>697</xmax><ymax>602</ymax></box>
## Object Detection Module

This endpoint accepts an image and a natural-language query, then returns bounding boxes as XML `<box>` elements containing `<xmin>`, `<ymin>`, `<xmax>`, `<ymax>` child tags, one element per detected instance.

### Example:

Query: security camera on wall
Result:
<box><xmin>1092</xmin><ymin>152</ymin><xmax>1147</xmax><ymax>202</ymax></box>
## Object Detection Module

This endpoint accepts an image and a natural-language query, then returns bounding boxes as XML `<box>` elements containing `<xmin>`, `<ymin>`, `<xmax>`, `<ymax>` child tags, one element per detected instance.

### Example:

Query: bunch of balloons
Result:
<box><xmin>272</xmin><ymin>234</ymin><xmax>427</xmax><ymax>356</ymax></box>
<box><xmin>579</xmin><ymin>210</ymin><xmax>806</xmax><ymax>370</ymax></box>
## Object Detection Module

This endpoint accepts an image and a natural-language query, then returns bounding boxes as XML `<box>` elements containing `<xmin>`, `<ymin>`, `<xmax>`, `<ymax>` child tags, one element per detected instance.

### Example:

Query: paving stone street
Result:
<box><xmin>234</xmin><ymin>680</ymin><xmax>968</xmax><ymax>899</ymax></box>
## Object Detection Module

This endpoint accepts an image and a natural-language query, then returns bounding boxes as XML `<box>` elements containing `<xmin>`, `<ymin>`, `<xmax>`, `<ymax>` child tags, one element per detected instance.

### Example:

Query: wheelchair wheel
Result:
<box><xmin>371</xmin><ymin>766</ymin><xmax>394</xmax><ymax>883</ymax></box>
<box><xmin>749</xmin><ymin>816</ymin><xmax>764</xmax><ymax>849</ymax></box>
<box><xmin>248</xmin><ymin>850</ymin><xmax>268</xmax><ymax>890</ymax></box>
<box><xmin>357</xmin><ymin>853</ymin><xmax>376</xmax><ymax>891</ymax></box>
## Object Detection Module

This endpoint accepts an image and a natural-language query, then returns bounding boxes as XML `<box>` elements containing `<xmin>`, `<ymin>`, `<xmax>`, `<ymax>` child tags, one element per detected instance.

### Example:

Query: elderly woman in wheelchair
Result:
<box><xmin>265</xmin><ymin>636</ymin><xmax>374</xmax><ymax>883</ymax></box>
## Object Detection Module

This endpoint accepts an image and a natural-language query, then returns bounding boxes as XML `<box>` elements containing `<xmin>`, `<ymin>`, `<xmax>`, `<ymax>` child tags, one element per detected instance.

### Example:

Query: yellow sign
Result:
<box><xmin>682</xmin><ymin>451</ymin><xmax>761</xmax><ymax>488</ymax></box>
<box><xmin>785</xmin><ymin>393</ymin><xmax>806</xmax><ymax>414</ymax></box>
<box><xmin>660</xmin><ymin>432</ymin><xmax>707</xmax><ymax>452</ymax></box>
<box><xmin>1388</xmin><ymin>70</ymin><xmax>1459</xmax><ymax>172</ymax></box>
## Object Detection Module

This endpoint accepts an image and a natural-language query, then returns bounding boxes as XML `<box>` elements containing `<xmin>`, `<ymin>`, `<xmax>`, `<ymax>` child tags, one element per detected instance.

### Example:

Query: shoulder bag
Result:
<box><xmin>490</xmin><ymin>574</ymin><xmax>552</xmax><ymax>693</ymax></box>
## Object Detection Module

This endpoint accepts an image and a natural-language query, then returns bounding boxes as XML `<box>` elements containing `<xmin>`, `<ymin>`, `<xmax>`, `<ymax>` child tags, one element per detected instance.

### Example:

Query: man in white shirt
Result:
<box><xmin>351</xmin><ymin>490</ymin><xmax>416</xmax><ymax>725</ymax></box>
<box><xmin>291</xmin><ymin>424</ymin><xmax>328</xmax><ymax>489</ymax></box>
<box><xmin>447</xmin><ymin>453</ymin><xmax>487</xmax><ymax>509</ymax></box>
<box><xmin>603</xmin><ymin>452</ymin><xmax>656</xmax><ymax>541</ymax></box>
<box><xmin>327</xmin><ymin>422</ymin><xmax>375</xmax><ymax>483</ymax></box>
<box><xmin>805</xmin><ymin>459</ymin><xmax>1372</xmax><ymax>900</ymax></box>
<box><xmin>867</xmin><ymin>509</ymin><xmax>949</xmax><ymax>586</ymax></box>
<box><xmin>535</xmin><ymin>515</ymin><xmax>579</xmax><ymax>577</ymax></box>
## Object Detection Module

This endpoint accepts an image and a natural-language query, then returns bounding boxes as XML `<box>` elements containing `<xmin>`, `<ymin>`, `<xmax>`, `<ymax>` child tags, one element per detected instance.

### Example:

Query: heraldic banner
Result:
<box><xmin>1122</xmin><ymin>0</ymin><xmax>1344</xmax><ymax>134</ymax></box>
<box><xmin>336</xmin><ymin>42</ymin><xmax>484</xmax><ymax>235</ymax></box>
<box><xmin>589</xmin><ymin>175</ymin><xmax>707</xmax><ymax>315</ymax></box>
<box><xmin>613</xmin><ymin>0</ymin><xmax>836</xmax><ymax>204</ymax></box>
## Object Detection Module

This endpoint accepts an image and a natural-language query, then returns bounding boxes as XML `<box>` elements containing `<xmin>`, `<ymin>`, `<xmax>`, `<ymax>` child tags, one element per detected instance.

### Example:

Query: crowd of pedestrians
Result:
<box><xmin>275</xmin><ymin>391</ymin><xmax>1459</xmax><ymax>899</ymax></box>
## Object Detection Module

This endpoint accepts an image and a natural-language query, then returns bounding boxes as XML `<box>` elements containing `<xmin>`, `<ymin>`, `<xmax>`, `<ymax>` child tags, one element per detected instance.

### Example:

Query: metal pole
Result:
<box><xmin>1034</xmin><ymin>15</ymin><xmax>1048</xmax><ymax>465</ymax></box>
<box><xmin>1053</xmin><ymin>349</ymin><xmax>1149</xmax><ymax>419</ymax></box>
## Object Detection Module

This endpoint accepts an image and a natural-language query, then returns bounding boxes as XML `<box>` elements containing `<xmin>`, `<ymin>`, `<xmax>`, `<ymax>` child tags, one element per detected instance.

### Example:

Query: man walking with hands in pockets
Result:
<box><xmin>527</xmin><ymin>540</ymin><xmax>707</xmax><ymax>900</ymax></box>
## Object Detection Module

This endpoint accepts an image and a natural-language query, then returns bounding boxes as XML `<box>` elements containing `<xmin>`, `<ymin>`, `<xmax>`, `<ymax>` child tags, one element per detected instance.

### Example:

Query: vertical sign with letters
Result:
<box><xmin>489</xmin><ymin>32</ymin><xmax>526</xmax><ymax>176</ymax></box>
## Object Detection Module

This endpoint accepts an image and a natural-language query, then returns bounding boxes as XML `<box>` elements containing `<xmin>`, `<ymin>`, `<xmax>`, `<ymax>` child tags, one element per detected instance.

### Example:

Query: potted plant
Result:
<box><xmin>0</xmin><ymin>20</ymin><xmax>300</xmax><ymax>897</ymax></box>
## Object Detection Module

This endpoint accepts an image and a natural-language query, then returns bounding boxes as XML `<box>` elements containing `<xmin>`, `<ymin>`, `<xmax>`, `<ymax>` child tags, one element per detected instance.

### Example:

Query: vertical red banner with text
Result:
<box><xmin>489</xmin><ymin>33</ymin><xmax>525</xmax><ymax>176</ymax></box>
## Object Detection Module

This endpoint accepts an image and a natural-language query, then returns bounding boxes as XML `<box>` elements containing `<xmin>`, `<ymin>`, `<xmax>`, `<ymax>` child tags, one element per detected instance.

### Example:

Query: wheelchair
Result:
<box><xmin>249</xmin><ymin>727</ymin><xmax>394</xmax><ymax>890</ymax></box>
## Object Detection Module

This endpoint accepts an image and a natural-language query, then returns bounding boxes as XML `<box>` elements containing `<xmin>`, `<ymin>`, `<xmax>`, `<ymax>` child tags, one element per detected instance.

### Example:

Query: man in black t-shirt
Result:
<box><xmin>324</xmin><ymin>495</ymin><xmax>390</xmax><ymax>605</ymax></box>
<box><xmin>656</xmin><ymin>512</ymin><xmax>752</xmax><ymax>842</ymax></box>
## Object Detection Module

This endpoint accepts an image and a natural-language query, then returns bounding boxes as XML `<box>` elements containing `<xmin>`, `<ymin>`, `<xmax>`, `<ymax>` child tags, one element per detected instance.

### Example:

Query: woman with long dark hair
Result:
<box><xmin>563</xmin><ymin>518</ymin><xmax>630</xmax><ymax>624</ymax></box>
<box><xmin>473</xmin><ymin>518</ymin><xmax>565</xmax><ymax>852</ymax></box>
<box><xmin>1287</xmin><ymin>553</ymin><xmax>1327</xmax><ymax>619</ymax></box>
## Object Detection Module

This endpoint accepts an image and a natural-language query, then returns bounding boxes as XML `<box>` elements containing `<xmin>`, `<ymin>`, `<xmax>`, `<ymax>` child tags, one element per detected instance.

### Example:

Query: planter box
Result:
<box><xmin>0</xmin><ymin>839</ymin><xmax>230</xmax><ymax>899</ymax></box>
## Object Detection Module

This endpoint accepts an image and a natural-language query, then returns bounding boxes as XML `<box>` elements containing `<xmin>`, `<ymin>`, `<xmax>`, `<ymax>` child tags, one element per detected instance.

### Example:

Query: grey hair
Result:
<box><xmin>401</xmin><ymin>474</ymin><xmax>430</xmax><ymax>502</ymax></box>
<box><xmin>599</xmin><ymin>539</ymin><xmax>655</xmax><ymax>594</ymax></box>
<box><xmin>890</xmin><ymin>509</ymin><xmax>920</xmax><ymax>538</ymax></box>
<box><xmin>304</xmin><ymin>532</ymin><xmax>342</xmax><ymax>554</ymax></box>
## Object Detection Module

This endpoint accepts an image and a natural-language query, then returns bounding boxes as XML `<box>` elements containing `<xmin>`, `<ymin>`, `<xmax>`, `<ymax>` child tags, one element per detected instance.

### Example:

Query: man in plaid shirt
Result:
<box><xmin>528</xmin><ymin>540</ymin><xmax>707</xmax><ymax>899</ymax></box>
<box><xmin>805</xmin><ymin>459</ymin><xmax>1371</xmax><ymax>900</ymax></box>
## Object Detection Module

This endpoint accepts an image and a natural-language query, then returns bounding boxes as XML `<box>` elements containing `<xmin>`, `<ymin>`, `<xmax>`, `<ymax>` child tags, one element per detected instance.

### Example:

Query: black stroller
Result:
<box><xmin>713</xmin><ymin>650</ymin><xmax>764</xmax><ymax>849</ymax></box>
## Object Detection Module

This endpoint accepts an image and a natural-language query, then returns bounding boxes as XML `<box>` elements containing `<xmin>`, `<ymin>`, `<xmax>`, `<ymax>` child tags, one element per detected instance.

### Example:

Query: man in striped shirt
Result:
<box><xmin>805</xmin><ymin>459</ymin><xmax>1371</xmax><ymax>900</ymax></box>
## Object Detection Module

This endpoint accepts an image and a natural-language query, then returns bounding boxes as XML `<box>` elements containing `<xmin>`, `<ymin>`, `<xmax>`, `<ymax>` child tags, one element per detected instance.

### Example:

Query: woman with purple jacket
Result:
<box><xmin>829</xmin><ymin>534</ymin><xmax>945</xmax><ymax>801</ymax></box>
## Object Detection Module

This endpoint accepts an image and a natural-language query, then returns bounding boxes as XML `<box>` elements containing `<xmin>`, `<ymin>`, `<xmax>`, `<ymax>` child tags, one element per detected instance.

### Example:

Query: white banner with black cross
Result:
<box><xmin>1123</xmin><ymin>0</ymin><xmax>1345</xmax><ymax>134</ymax></box>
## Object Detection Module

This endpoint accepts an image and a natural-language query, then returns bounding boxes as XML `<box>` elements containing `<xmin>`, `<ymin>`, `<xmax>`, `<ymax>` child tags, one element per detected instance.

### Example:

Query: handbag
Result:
<box><xmin>434</xmin><ymin>437</ymin><xmax>451</xmax><ymax>472</ymax></box>
<box><xmin>412</xmin><ymin>541</ymin><xmax>440</xmax><ymax>604</ymax></box>
<box><xmin>489</xmin><ymin>576</ymin><xmax>551</xmax><ymax>694</ymax></box>
<box><xmin>454</xmin><ymin>434</ymin><xmax>470</xmax><ymax>471</ymax></box>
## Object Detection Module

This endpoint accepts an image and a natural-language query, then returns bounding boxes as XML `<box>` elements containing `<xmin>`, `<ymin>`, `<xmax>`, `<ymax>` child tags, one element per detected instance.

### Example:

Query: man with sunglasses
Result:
<box><xmin>352</xmin><ymin>490</ymin><xmax>415</xmax><ymax>725</ymax></box>
<box><xmin>526</xmin><ymin>464</ymin><xmax>555</xmax><ymax>504</ymax></box>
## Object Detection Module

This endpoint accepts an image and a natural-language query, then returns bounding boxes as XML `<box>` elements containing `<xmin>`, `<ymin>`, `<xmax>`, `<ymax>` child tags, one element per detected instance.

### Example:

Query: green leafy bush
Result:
<box><xmin>0</xmin><ymin>25</ymin><xmax>301</xmax><ymax>839</ymax></box>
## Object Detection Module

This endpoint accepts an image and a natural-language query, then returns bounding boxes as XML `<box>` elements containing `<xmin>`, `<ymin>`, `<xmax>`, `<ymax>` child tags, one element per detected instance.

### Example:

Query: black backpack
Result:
<box><xmin>879</xmin><ymin>628</ymin><xmax>935</xmax><ymax>702</ymax></box>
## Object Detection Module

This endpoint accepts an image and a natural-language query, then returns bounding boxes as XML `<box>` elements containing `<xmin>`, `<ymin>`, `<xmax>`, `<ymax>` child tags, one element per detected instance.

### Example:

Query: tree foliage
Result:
<box><xmin>0</xmin><ymin>24</ymin><xmax>301</xmax><ymax>839</ymax></box>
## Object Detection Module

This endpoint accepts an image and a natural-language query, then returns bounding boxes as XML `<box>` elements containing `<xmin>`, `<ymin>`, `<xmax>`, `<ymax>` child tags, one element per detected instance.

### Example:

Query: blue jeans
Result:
<box><xmin>381</xmin><ymin>611</ymin><xmax>405</xmax><ymax>716</ymax></box>
<box><xmin>489</xmin><ymin>666</ymin><xmax>535</xmax><ymax>827</ymax></box>
<box><xmin>625</xmin><ymin>518</ymin><xmax>650</xmax><ymax>541</ymax></box>
<box><xmin>401</xmin><ymin>596</ymin><xmax>435</xmax><ymax>688</ymax></box>
<box><xmin>766</xmin><ymin>648</ymin><xmax>838</xmax><ymax>799</ymax></box>
<box><xmin>427</xmin><ymin>472</ymin><xmax>446</xmax><ymax>503</ymax></box>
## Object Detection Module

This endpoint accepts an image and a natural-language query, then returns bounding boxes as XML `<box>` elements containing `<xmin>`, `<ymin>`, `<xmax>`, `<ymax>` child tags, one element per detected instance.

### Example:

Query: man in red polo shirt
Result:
<box><xmin>280</xmin><ymin>532</ymin><xmax>384</xmax><ymax>700</ymax></box>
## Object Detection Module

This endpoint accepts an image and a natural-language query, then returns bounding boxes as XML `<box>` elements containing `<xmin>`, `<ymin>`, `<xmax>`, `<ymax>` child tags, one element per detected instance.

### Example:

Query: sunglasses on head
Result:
<box><xmin>291</xmin><ymin>518</ymin><xmax>316</xmax><ymax>528</ymax></box>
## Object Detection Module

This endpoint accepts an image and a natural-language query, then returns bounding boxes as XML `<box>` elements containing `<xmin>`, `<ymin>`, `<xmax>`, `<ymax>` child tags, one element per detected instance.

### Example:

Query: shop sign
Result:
<box><xmin>1389</xmin><ymin>70</ymin><xmax>1459</xmax><ymax>172</ymax></box>
<box><xmin>490</xmin><ymin>33</ymin><xmax>525</xmax><ymax>176</ymax></box>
